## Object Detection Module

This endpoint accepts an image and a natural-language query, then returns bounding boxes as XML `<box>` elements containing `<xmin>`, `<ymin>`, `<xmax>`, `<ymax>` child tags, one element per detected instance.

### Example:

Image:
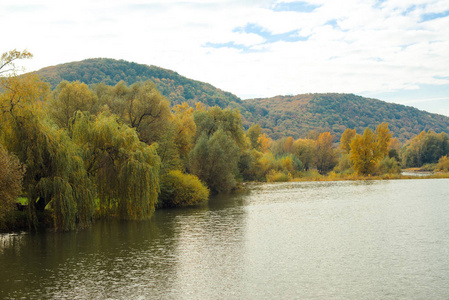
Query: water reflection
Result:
<box><xmin>1</xmin><ymin>179</ymin><xmax>449</xmax><ymax>299</ymax></box>
<box><xmin>0</xmin><ymin>193</ymin><xmax>249</xmax><ymax>299</ymax></box>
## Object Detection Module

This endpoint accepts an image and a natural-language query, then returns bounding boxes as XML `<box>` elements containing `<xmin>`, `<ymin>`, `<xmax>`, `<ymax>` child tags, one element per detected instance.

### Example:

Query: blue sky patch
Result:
<box><xmin>204</xmin><ymin>22</ymin><xmax>309</xmax><ymax>52</ymax></box>
<box><xmin>204</xmin><ymin>23</ymin><xmax>308</xmax><ymax>52</ymax></box>
<box><xmin>234</xmin><ymin>23</ymin><xmax>308</xmax><ymax>43</ymax></box>
<box><xmin>203</xmin><ymin>42</ymin><xmax>261</xmax><ymax>53</ymax></box>
<box><xmin>421</xmin><ymin>10</ymin><xmax>449</xmax><ymax>22</ymax></box>
<box><xmin>373</xmin><ymin>0</ymin><xmax>387</xmax><ymax>9</ymax></box>
<box><xmin>325</xmin><ymin>19</ymin><xmax>339</xmax><ymax>28</ymax></box>
<box><xmin>272</xmin><ymin>1</ymin><xmax>320</xmax><ymax>12</ymax></box>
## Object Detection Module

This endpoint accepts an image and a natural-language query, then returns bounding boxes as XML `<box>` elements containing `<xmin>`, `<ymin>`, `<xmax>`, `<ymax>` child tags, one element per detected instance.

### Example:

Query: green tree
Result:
<box><xmin>247</xmin><ymin>124</ymin><xmax>263</xmax><ymax>151</ymax></box>
<box><xmin>96</xmin><ymin>81</ymin><xmax>178</xmax><ymax>172</ymax></box>
<box><xmin>1</xmin><ymin>73</ymin><xmax>95</xmax><ymax>231</ymax></box>
<box><xmin>378</xmin><ymin>156</ymin><xmax>401</xmax><ymax>174</ymax></box>
<box><xmin>194</xmin><ymin>106</ymin><xmax>247</xmax><ymax>150</ymax></box>
<box><xmin>402</xmin><ymin>131</ymin><xmax>449</xmax><ymax>167</ymax></box>
<box><xmin>293</xmin><ymin>139</ymin><xmax>316</xmax><ymax>171</ymax></box>
<box><xmin>72</xmin><ymin>112</ymin><xmax>160</xmax><ymax>219</ymax></box>
<box><xmin>103</xmin><ymin>81</ymin><xmax>173</xmax><ymax>145</ymax></box>
<box><xmin>315</xmin><ymin>132</ymin><xmax>338</xmax><ymax>174</ymax></box>
<box><xmin>189</xmin><ymin>130</ymin><xmax>240</xmax><ymax>193</ymax></box>
<box><xmin>48</xmin><ymin>81</ymin><xmax>98</xmax><ymax>130</ymax></box>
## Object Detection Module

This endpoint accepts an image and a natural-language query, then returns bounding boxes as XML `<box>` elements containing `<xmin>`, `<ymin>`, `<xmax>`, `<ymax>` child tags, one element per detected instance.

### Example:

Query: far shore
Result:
<box><xmin>242</xmin><ymin>169</ymin><xmax>449</xmax><ymax>185</ymax></box>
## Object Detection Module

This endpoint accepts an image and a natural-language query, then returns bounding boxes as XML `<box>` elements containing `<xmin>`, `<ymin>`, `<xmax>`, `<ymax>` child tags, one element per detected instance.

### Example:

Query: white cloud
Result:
<box><xmin>1</xmin><ymin>0</ymin><xmax>449</xmax><ymax>115</ymax></box>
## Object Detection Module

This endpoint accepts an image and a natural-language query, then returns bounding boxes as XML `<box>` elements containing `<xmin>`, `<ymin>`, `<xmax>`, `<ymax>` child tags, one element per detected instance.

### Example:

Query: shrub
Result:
<box><xmin>159</xmin><ymin>170</ymin><xmax>209</xmax><ymax>208</ymax></box>
<box><xmin>437</xmin><ymin>155</ymin><xmax>449</xmax><ymax>172</ymax></box>
<box><xmin>377</xmin><ymin>156</ymin><xmax>401</xmax><ymax>174</ymax></box>
<box><xmin>266</xmin><ymin>170</ymin><xmax>292</xmax><ymax>182</ymax></box>
<box><xmin>334</xmin><ymin>153</ymin><xmax>353</xmax><ymax>174</ymax></box>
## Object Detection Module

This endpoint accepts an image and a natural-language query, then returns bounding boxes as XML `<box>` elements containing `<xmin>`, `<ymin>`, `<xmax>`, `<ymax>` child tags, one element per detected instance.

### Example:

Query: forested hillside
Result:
<box><xmin>242</xmin><ymin>94</ymin><xmax>449</xmax><ymax>141</ymax></box>
<box><xmin>33</xmin><ymin>59</ymin><xmax>449</xmax><ymax>141</ymax></box>
<box><xmin>34</xmin><ymin>58</ymin><xmax>241</xmax><ymax>108</ymax></box>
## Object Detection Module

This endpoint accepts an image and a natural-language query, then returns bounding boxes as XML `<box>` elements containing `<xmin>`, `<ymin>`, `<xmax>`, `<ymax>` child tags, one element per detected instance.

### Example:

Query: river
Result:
<box><xmin>1</xmin><ymin>179</ymin><xmax>449</xmax><ymax>299</ymax></box>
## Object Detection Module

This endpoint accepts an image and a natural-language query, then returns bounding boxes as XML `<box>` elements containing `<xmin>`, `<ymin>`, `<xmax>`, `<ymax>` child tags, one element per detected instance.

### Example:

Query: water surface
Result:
<box><xmin>1</xmin><ymin>179</ymin><xmax>449</xmax><ymax>299</ymax></box>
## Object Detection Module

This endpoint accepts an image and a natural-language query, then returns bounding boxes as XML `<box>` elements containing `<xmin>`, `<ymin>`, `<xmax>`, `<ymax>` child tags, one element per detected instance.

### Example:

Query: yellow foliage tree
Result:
<box><xmin>49</xmin><ymin>81</ymin><xmax>98</xmax><ymax>130</ymax></box>
<box><xmin>375</xmin><ymin>122</ymin><xmax>392</xmax><ymax>157</ymax></box>
<box><xmin>159</xmin><ymin>170</ymin><xmax>209</xmax><ymax>207</ymax></box>
<box><xmin>350</xmin><ymin>128</ymin><xmax>380</xmax><ymax>175</ymax></box>
<box><xmin>172</xmin><ymin>102</ymin><xmax>196</xmax><ymax>164</ymax></box>
<box><xmin>340</xmin><ymin>128</ymin><xmax>356</xmax><ymax>154</ymax></box>
<box><xmin>258</xmin><ymin>133</ymin><xmax>272</xmax><ymax>153</ymax></box>
<box><xmin>0</xmin><ymin>49</ymin><xmax>32</xmax><ymax>75</ymax></box>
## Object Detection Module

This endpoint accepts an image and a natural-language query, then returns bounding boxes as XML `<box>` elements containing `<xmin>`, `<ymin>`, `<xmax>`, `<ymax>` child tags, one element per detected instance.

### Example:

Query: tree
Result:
<box><xmin>48</xmin><ymin>81</ymin><xmax>98</xmax><ymax>130</ymax></box>
<box><xmin>72</xmin><ymin>112</ymin><xmax>160</xmax><ymax>220</ymax></box>
<box><xmin>189</xmin><ymin>130</ymin><xmax>240</xmax><ymax>193</ymax></box>
<box><xmin>189</xmin><ymin>106</ymin><xmax>247</xmax><ymax>192</ymax></box>
<box><xmin>1</xmin><ymin>73</ymin><xmax>95</xmax><ymax>231</ymax></box>
<box><xmin>96</xmin><ymin>81</ymin><xmax>179</xmax><ymax>173</ymax></box>
<box><xmin>0</xmin><ymin>49</ymin><xmax>32</xmax><ymax>75</ymax></box>
<box><xmin>315</xmin><ymin>132</ymin><xmax>338</xmax><ymax>174</ymax></box>
<box><xmin>375</xmin><ymin>122</ymin><xmax>391</xmax><ymax>157</ymax></box>
<box><xmin>97</xmin><ymin>81</ymin><xmax>173</xmax><ymax>145</ymax></box>
<box><xmin>0</xmin><ymin>145</ymin><xmax>25</xmax><ymax>223</ymax></box>
<box><xmin>350</xmin><ymin>128</ymin><xmax>380</xmax><ymax>175</ymax></box>
<box><xmin>172</xmin><ymin>103</ymin><xmax>196</xmax><ymax>166</ymax></box>
<box><xmin>247</xmin><ymin>123</ymin><xmax>263</xmax><ymax>151</ymax></box>
<box><xmin>401</xmin><ymin>131</ymin><xmax>449</xmax><ymax>167</ymax></box>
<box><xmin>283</xmin><ymin>136</ymin><xmax>295</xmax><ymax>154</ymax></box>
<box><xmin>340</xmin><ymin>128</ymin><xmax>356</xmax><ymax>154</ymax></box>
<box><xmin>258</xmin><ymin>133</ymin><xmax>272</xmax><ymax>153</ymax></box>
<box><xmin>193</xmin><ymin>106</ymin><xmax>247</xmax><ymax>150</ymax></box>
<box><xmin>436</xmin><ymin>155</ymin><xmax>449</xmax><ymax>172</ymax></box>
<box><xmin>294</xmin><ymin>138</ymin><xmax>316</xmax><ymax>171</ymax></box>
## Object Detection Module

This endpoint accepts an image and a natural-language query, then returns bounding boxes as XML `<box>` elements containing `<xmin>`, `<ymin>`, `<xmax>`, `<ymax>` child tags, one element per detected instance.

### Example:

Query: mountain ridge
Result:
<box><xmin>241</xmin><ymin>93</ymin><xmax>449</xmax><ymax>141</ymax></box>
<box><xmin>32</xmin><ymin>58</ymin><xmax>449</xmax><ymax>142</ymax></box>
<box><xmin>33</xmin><ymin>58</ymin><xmax>242</xmax><ymax>109</ymax></box>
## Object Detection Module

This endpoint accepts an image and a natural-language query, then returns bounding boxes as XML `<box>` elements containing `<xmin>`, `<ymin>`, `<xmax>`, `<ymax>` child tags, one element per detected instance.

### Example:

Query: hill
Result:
<box><xmin>32</xmin><ymin>59</ymin><xmax>449</xmax><ymax>142</ymax></box>
<box><xmin>241</xmin><ymin>93</ymin><xmax>449</xmax><ymax>141</ymax></box>
<box><xmin>34</xmin><ymin>58</ymin><xmax>242</xmax><ymax>109</ymax></box>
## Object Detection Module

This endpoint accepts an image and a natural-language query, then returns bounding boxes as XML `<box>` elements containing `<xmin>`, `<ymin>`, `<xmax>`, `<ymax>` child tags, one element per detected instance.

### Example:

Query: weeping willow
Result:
<box><xmin>0</xmin><ymin>75</ymin><xmax>95</xmax><ymax>231</ymax></box>
<box><xmin>73</xmin><ymin>112</ymin><xmax>160</xmax><ymax>219</ymax></box>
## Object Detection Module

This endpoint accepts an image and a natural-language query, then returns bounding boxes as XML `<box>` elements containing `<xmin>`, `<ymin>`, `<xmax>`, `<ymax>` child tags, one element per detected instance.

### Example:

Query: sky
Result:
<box><xmin>2</xmin><ymin>0</ymin><xmax>449</xmax><ymax>116</ymax></box>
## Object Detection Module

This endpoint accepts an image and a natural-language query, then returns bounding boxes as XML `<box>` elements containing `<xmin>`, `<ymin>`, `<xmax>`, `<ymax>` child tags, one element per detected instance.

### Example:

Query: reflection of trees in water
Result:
<box><xmin>0</xmin><ymin>233</ymin><xmax>27</xmax><ymax>257</ymax></box>
<box><xmin>0</xmin><ymin>217</ymin><xmax>175</xmax><ymax>298</ymax></box>
<box><xmin>0</xmin><ymin>196</ymin><xmax>248</xmax><ymax>299</ymax></box>
<box><xmin>169</xmin><ymin>192</ymin><xmax>248</xmax><ymax>298</ymax></box>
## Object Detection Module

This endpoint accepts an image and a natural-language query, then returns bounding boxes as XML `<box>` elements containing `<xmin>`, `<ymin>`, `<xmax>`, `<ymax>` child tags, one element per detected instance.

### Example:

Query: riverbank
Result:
<box><xmin>242</xmin><ymin>169</ymin><xmax>449</xmax><ymax>185</ymax></box>
<box><xmin>0</xmin><ymin>211</ymin><xmax>52</xmax><ymax>233</ymax></box>
<box><xmin>294</xmin><ymin>171</ymin><xmax>449</xmax><ymax>182</ymax></box>
<box><xmin>3</xmin><ymin>170</ymin><xmax>449</xmax><ymax>233</ymax></box>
